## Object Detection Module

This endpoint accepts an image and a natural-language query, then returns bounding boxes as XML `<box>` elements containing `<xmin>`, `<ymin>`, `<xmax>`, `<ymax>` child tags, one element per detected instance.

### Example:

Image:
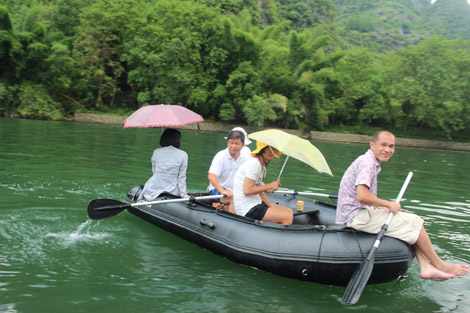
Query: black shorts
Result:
<box><xmin>245</xmin><ymin>202</ymin><xmax>269</xmax><ymax>220</ymax></box>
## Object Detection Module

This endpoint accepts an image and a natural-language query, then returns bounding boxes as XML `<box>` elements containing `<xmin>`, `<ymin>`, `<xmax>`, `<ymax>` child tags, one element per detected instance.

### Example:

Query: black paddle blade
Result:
<box><xmin>341</xmin><ymin>254</ymin><xmax>375</xmax><ymax>304</ymax></box>
<box><xmin>87</xmin><ymin>199</ymin><xmax>130</xmax><ymax>220</ymax></box>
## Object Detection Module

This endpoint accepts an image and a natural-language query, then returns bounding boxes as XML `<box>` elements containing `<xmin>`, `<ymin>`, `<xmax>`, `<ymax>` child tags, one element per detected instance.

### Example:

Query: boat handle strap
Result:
<box><xmin>200</xmin><ymin>219</ymin><xmax>216</xmax><ymax>229</ymax></box>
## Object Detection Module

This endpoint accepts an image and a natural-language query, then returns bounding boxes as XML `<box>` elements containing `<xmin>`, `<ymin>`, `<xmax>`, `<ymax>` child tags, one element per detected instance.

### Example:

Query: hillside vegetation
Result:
<box><xmin>1</xmin><ymin>0</ymin><xmax>469</xmax><ymax>140</ymax></box>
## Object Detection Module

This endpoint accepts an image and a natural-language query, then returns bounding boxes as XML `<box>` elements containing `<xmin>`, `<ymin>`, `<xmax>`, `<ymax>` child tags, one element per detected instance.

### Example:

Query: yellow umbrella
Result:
<box><xmin>248</xmin><ymin>129</ymin><xmax>333</xmax><ymax>179</ymax></box>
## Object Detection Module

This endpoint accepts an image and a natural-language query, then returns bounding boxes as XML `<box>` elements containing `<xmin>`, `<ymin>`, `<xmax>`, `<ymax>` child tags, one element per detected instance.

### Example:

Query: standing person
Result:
<box><xmin>233</xmin><ymin>141</ymin><xmax>293</xmax><ymax>225</ymax></box>
<box><xmin>336</xmin><ymin>130</ymin><xmax>469</xmax><ymax>281</ymax></box>
<box><xmin>139</xmin><ymin>128</ymin><xmax>188</xmax><ymax>201</ymax></box>
<box><xmin>208</xmin><ymin>130</ymin><xmax>251</xmax><ymax>206</ymax></box>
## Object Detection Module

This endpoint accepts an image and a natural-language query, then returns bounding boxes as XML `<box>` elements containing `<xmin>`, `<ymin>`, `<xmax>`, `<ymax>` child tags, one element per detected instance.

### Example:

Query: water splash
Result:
<box><xmin>0</xmin><ymin>303</ymin><xmax>19</xmax><ymax>313</ymax></box>
<box><xmin>46</xmin><ymin>220</ymin><xmax>110</xmax><ymax>244</ymax></box>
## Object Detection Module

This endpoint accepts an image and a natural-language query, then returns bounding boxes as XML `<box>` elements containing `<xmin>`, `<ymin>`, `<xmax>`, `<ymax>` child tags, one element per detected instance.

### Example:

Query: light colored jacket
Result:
<box><xmin>140</xmin><ymin>146</ymin><xmax>188</xmax><ymax>201</ymax></box>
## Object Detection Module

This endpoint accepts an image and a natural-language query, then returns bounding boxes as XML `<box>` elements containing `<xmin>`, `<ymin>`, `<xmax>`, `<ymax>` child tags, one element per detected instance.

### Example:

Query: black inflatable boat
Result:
<box><xmin>125</xmin><ymin>187</ymin><xmax>414</xmax><ymax>287</ymax></box>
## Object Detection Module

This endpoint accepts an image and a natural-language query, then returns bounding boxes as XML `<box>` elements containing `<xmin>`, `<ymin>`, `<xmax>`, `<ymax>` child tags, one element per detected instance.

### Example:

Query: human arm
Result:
<box><xmin>244</xmin><ymin>179</ymin><xmax>281</xmax><ymax>207</ymax></box>
<box><xmin>262</xmin><ymin>182</ymin><xmax>275</xmax><ymax>193</ymax></box>
<box><xmin>243</xmin><ymin>177</ymin><xmax>280</xmax><ymax>196</ymax></box>
<box><xmin>259</xmin><ymin>191</ymin><xmax>272</xmax><ymax>207</ymax></box>
<box><xmin>207</xmin><ymin>151</ymin><xmax>234</xmax><ymax>197</ymax></box>
<box><xmin>356</xmin><ymin>184</ymin><xmax>402</xmax><ymax>214</ymax></box>
<box><xmin>207</xmin><ymin>173</ymin><xmax>233</xmax><ymax>198</ymax></box>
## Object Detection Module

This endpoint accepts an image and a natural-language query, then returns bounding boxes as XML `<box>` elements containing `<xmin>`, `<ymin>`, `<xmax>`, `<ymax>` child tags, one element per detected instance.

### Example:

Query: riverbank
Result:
<box><xmin>72</xmin><ymin>113</ymin><xmax>470</xmax><ymax>152</ymax></box>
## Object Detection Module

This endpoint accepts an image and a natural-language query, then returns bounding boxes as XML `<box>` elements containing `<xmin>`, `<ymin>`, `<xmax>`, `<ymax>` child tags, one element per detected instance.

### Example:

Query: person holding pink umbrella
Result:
<box><xmin>139</xmin><ymin>128</ymin><xmax>188</xmax><ymax>201</ymax></box>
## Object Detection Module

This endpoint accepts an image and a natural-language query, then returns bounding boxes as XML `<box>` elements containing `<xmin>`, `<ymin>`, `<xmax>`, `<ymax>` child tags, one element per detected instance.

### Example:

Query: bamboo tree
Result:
<box><xmin>73</xmin><ymin>0</ymin><xmax>145</xmax><ymax>108</ymax></box>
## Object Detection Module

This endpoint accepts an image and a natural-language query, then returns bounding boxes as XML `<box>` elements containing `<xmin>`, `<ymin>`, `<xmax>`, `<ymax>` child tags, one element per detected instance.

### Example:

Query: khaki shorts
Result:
<box><xmin>347</xmin><ymin>206</ymin><xmax>423</xmax><ymax>245</ymax></box>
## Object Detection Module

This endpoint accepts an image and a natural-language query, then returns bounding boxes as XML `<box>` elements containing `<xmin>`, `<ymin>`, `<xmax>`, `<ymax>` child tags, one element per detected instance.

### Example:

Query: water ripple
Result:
<box><xmin>0</xmin><ymin>303</ymin><xmax>19</xmax><ymax>313</ymax></box>
<box><xmin>405</xmin><ymin>205</ymin><xmax>470</xmax><ymax>220</ymax></box>
<box><xmin>2</xmin><ymin>119</ymin><xmax>469</xmax><ymax>313</ymax></box>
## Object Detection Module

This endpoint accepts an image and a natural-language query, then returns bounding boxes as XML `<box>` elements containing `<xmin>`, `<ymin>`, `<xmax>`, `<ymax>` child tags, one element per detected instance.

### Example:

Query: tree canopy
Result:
<box><xmin>1</xmin><ymin>0</ymin><xmax>470</xmax><ymax>140</ymax></box>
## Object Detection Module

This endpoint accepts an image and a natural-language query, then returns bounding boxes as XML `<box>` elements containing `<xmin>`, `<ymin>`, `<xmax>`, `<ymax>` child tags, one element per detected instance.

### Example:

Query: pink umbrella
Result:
<box><xmin>124</xmin><ymin>104</ymin><xmax>204</xmax><ymax>128</ymax></box>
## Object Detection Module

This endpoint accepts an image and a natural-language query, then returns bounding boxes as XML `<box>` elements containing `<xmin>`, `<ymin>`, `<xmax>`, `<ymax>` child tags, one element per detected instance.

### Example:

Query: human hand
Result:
<box><xmin>222</xmin><ymin>190</ymin><xmax>233</xmax><ymax>198</ymax></box>
<box><xmin>268</xmin><ymin>180</ymin><xmax>281</xmax><ymax>191</ymax></box>
<box><xmin>387</xmin><ymin>201</ymin><xmax>402</xmax><ymax>214</ymax></box>
<box><xmin>261</xmin><ymin>182</ymin><xmax>272</xmax><ymax>193</ymax></box>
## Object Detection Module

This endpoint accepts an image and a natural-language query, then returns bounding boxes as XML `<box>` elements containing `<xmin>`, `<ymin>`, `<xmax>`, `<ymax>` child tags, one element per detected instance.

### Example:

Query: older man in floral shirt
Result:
<box><xmin>336</xmin><ymin>130</ymin><xmax>468</xmax><ymax>281</ymax></box>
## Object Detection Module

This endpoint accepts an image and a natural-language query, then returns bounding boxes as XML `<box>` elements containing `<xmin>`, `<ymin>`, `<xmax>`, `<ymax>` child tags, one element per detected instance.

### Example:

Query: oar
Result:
<box><xmin>273</xmin><ymin>189</ymin><xmax>338</xmax><ymax>202</ymax></box>
<box><xmin>340</xmin><ymin>171</ymin><xmax>414</xmax><ymax>305</ymax></box>
<box><xmin>87</xmin><ymin>194</ymin><xmax>225</xmax><ymax>220</ymax></box>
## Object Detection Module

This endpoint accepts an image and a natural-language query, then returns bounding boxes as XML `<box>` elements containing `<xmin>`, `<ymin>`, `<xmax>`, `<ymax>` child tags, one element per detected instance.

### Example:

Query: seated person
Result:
<box><xmin>232</xmin><ymin>141</ymin><xmax>293</xmax><ymax>225</ymax></box>
<box><xmin>337</xmin><ymin>130</ymin><xmax>468</xmax><ymax>281</ymax></box>
<box><xmin>207</xmin><ymin>129</ymin><xmax>251</xmax><ymax>208</ymax></box>
<box><xmin>225</xmin><ymin>127</ymin><xmax>252</xmax><ymax>158</ymax></box>
<box><xmin>139</xmin><ymin>128</ymin><xmax>187</xmax><ymax>201</ymax></box>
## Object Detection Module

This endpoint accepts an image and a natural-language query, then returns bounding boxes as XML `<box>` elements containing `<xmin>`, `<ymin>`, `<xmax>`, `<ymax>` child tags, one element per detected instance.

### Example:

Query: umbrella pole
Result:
<box><xmin>277</xmin><ymin>156</ymin><xmax>290</xmax><ymax>181</ymax></box>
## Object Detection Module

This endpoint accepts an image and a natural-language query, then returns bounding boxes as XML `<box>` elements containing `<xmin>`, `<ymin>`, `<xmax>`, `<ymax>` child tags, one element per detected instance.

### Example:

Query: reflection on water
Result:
<box><xmin>0</xmin><ymin>118</ymin><xmax>469</xmax><ymax>312</ymax></box>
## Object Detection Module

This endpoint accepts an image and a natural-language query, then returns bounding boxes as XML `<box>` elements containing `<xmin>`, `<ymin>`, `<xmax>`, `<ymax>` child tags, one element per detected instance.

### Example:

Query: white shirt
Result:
<box><xmin>241</xmin><ymin>146</ymin><xmax>252</xmax><ymax>158</ymax></box>
<box><xmin>208</xmin><ymin>148</ymin><xmax>250</xmax><ymax>191</ymax></box>
<box><xmin>233</xmin><ymin>158</ymin><xmax>265</xmax><ymax>216</ymax></box>
<box><xmin>139</xmin><ymin>146</ymin><xmax>188</xmax><ymax>201</ymax></box>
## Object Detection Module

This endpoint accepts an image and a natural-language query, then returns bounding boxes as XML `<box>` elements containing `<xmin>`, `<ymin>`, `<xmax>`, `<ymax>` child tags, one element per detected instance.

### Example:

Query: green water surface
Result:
<box><xmin>0</xmin><ymin>118</ymin><xmax>469</xmax><ymax>313</ymax></box>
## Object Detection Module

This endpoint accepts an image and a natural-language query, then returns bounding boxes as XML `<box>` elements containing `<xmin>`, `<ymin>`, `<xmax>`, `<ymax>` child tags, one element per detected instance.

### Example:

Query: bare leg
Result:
<box><xmin>414</xmin><ymin>226</ymin><xmax>469</xmax><ymax>276</ymax></box>
<box><xmin>263</xmin><ymin>203</ymin><xmax>293</xmax><ymax>225</ymax></box>
<box><xmin>227</xmin><ymin>200</ymin><xmax>236</xmax><ymax>214</ymax></box>
<box><xmin>415</xmin><ymin>248</ymin><xmax>455</xmax><ymax>281</ymax></box>
<box><xmin>220</xmin><ymin>197</ymin><xmax>231</xmax><ymax>205</ymax></box>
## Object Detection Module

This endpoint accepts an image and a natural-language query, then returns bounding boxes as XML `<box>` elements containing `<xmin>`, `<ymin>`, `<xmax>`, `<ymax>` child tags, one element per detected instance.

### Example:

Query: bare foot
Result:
<box><xmin>420</xmin><ymin>265</ymin><xmax>455</xmax><ymax>281</ymax></box>
<box><xmin>436</xmin><ymin>262</ymin><xmax>469</xmax><ymax>276</ymax></box>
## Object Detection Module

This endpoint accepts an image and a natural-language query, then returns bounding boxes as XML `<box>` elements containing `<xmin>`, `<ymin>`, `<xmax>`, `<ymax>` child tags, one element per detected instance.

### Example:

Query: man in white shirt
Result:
<box><xmin>225</xmin><ymin>127</ymin><xmax>252</xmax><ymax>158</ymax></box>
<box><xmin>208</xmin><ymin>130</ymin><xmax>251</xmax><ymax>207</ymax></box>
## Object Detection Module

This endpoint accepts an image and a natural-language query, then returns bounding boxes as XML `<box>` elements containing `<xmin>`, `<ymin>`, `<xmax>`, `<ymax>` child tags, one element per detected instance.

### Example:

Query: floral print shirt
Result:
<box><xmin>336</xmin><ymin>149</ymin><xmax>381</xmax><ymax>224</ymax></box>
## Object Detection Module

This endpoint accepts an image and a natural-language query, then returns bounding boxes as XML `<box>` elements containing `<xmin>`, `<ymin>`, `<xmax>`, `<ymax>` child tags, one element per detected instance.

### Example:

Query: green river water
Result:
<box><xmin>0</xmin><ymin>117</ymin><xmax>469</xmax><ymax>313</ymax></box>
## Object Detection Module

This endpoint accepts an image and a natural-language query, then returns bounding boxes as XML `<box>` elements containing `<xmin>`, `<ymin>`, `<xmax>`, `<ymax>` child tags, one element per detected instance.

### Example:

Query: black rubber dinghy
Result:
<box><xmin>125</xmin><ymin>187</ymin><xmax>413</xmax><ymax>286</ymax></box>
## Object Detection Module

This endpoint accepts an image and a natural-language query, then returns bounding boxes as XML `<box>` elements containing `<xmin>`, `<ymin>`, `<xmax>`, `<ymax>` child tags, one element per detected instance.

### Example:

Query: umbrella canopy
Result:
<box><xmin>124</xmin><ymin>104</ymin><xmax>204</xmax><ymax>128</ymax></box>
<box><xmin>248</xmin><ymin>129</ymin><xmax>333</xmax><ymax>178</ymax></box>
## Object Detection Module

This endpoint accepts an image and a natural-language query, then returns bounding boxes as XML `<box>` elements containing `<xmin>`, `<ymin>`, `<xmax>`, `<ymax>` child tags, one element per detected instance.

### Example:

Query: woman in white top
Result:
<box><xmin>232</xmin><ymin>141</ymin><xmax>293</xmax><ymax>225</ymax></box>
<box><xmin>139</xmin><ymin>128</ymin><xmax>188</xmax><ymax>201</ymax></box>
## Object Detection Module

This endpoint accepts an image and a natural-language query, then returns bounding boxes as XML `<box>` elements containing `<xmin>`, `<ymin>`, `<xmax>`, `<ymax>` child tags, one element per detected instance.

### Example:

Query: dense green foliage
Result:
<box><xmin>1</xmin><ymin>0</ymin><xmax>470</xmax><ymax>140</ymax></box>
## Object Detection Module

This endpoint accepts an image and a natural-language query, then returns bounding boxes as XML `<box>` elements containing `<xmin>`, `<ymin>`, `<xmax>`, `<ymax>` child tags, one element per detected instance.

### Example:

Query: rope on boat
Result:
<box><xmin>350</xmin><ymin>227</ymin><xmax>407</xmax><ymax>291</ymax></box>
<box><xmin>313</xmin><ymin>229</ymin><xmax>328</xmax><ymax>279</ymax></box>
<box><xmin>351</xmin><ymin>228</ymin><xmax>365</xmax><ymax>260</ymax></box>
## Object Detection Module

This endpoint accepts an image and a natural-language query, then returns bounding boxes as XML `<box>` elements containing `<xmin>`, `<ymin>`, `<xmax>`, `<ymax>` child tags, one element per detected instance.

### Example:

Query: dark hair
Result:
<box><xmin>371</xmin><ymin>130</ymin><xmax>395</xmax><ymax>142</ymax></box>
<box><xmin>160</xmin><ymin>128</ymin><xmax>182</xmax><ymax>148</ymax></box>
<box><xmin>226</xmin><ymin>130</ymin><xmax>245</xmax><ymax>143</ymax></box>
<box><xmin>256</xmin><ymin>146</ymin><xmax>269</xmax><ymax>157</ymax></box>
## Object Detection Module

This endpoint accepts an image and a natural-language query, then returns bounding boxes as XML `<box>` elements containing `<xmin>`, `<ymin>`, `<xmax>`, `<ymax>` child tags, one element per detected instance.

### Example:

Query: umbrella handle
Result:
<box><xmin>277</xmin><ymin>155</ymin><xmax>290</xmax><ymax>181</ymax></box>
